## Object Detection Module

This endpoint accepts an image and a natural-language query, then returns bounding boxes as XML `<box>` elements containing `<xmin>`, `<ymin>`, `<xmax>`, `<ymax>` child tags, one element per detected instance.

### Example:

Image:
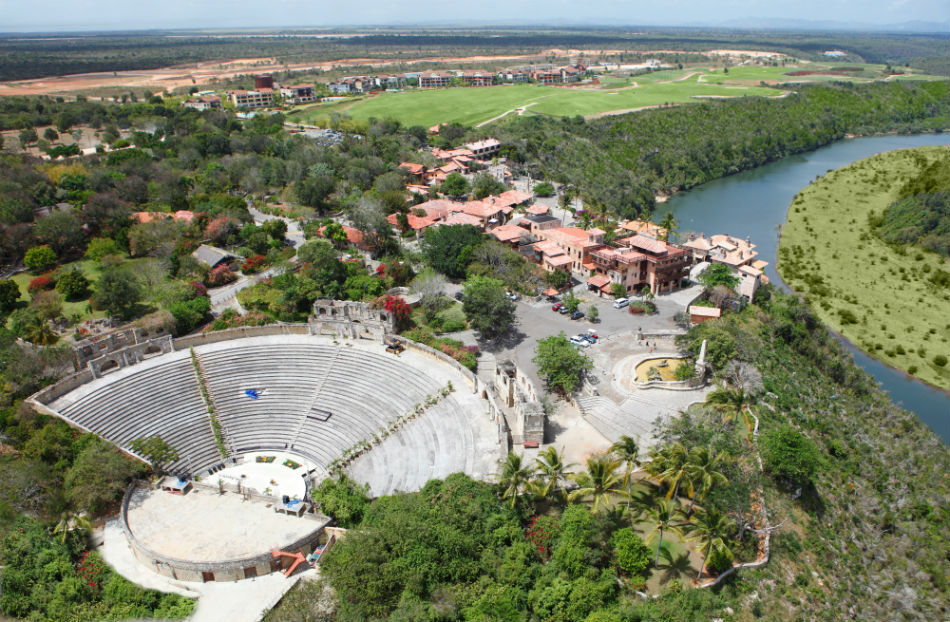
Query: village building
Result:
<box><xmin>398</xmin><ymin>162</ymin><xmax>427</xmax><ymax>181</ymax></box>
<box><xmin>192</xmin><ymin>244</ymin><xmax>239</xmax><ymax>269</ymax></box>
<box><xmin>418</xmin><ymin>70</ymin><xmax>453</xmax><ymax>88</ymax></box>
<box><xmin>689</xmin><ymin>305</ymin><xmax>722</xmax><ymax>324</ymax></box>
<box><xmin>457</xmin><ymin>69</ymin><xmax>494</xmax><ymax>86</ymax></box>
<box><xmin>497</xmin><ymin>68</ymin><xmax>530</xmax><ymax>82</ymax></box>
<box><xmin>316</xmin><ymin>224</ymin><xmax>369</xmax><ymax>251</ymax></box>
<box><xmin>279</xmin><ymin>84</ymin><xmax>318</xmax><ymax>104</ymax></box>
<box><xmin>587</xmin><ymin>234</ymin><xmax>690</xmax><ymax>296</ymax></box>
<box><xmin>529</xmin><ymin>227</ymin><xmax>605</xmax><ymax>275</ymax></box>
<box><xmin>616</xmin><ymin>219</ymin><xmax>667</xmax><ymax>239</ymax></box>
<box><xmin>227</xmin><ymin>89</ymin><xmax>274</xmax><ymax>109</ymax></box>
<box><xmin>489</xmin><ymin>224</ymin><xmax>533</xmax><ymax>248</ymax></box>
<box><xmin>682</xmin><ymin>233</ymin><xmax>769</xmax><ymax>301</ymax></box>
<box><xmin>182</xmin><ymin>96</ymin><xmax>221</xmax><ymax>111</ymax></box>
<box><xmin>464</xmin><ymin>138</ymin><xmax>502</xmax><ymax>160</ymax></box>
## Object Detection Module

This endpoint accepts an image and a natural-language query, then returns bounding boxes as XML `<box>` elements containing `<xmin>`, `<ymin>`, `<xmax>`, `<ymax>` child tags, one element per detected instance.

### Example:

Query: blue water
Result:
<box><xmin>654</xmin><ymin>133</ymin><xmax>950</xmax><ymax>443</ymax></box>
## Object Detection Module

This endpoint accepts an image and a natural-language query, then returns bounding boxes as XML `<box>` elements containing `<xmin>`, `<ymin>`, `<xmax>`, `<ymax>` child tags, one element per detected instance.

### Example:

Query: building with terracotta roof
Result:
<box><xmin>588</xmin><ymin>234</ymin><xmax>690</xmax><ymax>295</ymax></box>
<box><xmin>386</xmin><ymin>212</ymin><xmax>440</xmax><ymax>236</ymax></box>
<box><xmin>398</xmin><ymin>162</ymin><xmax>427</xmax><ymax>180</ymax></box>
<box><xmin>488</xmin><ymin>224</ymin><xmax>532</xmax><ymax>248</ymax></box>
<box><xmin>450</xmin><ymin>199</ymin><xmax>507</xmax><ymax>228</ymax></box>
<box><xmin>443</xmin><ymin>212</ymin><xmax>484</xmax><ymax>227</ymax></box>
<box><xmin>526</xmin><ymin>204</ymin><xmax>549</xmax><ymax>215</ymax></box>
<box><xmin>494</xmin><ymin>189</ymin><xmax>533</xmax><ymax>208</ymax></box>
<box><xmin>616</xmin><ymin>219</ymin><xmax>666</xmax><ymax>239</ymax></box>
<box><xmin>528</xmin><ymin>227</ymin><xmax>606</xmax><ymax>274</ymax></box>
<box><xmin>689</xmin><ymin>305</ymin><xmax>722</xmax><ymax>324</ymax></box>
<box><xmin>682</xmin><ymin>233</ymin><xmax>768</xmax><ymax>301</ymax></box>
<box><xmin>317</xmin><ymin>224</ymin><xmax>368</xmax><ymax>250</ymax></box>
<box><xmin>133</xmin><ymin>211</ymin><xmax>196</xmax><ymax>225</ymax></box>
<box><xmin>498</xmin><ymin>68</ymin><xmax>530</xmax><ymax>82</ymax></box>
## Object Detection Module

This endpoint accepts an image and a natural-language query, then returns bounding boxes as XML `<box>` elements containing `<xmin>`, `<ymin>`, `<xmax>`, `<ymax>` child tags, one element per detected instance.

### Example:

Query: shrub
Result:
<box><xmin>705</xmin><ymin>545</ymin><xmax>734</xmax><ymax>573</ymax></box>
<box><xmin>934</xmin><ymin>355</ymin><xmax>948</xmax><ymax>368</ymax></box>
<box><xmin>240</xmin><ymin>254</ymin><xmax>267</xmax><ymax>273</ymax></box>
<box><xmin>610</xmin><ymin>528</ymin><xmax>651</xmax><ymax>577</ymax></box>
<box><xmin>28</xmin><ymin>274</ymin><xmax>55</xmax><ymax>293</ymax></box>
<box><xmin>760</xmin><ymin>423</ymin><xmax>824</xmax><ymax>488</ymax></box>
<box><xmin>55</xmin><ymin>268</ymin><xmax>90</xmax><ymax>301</ymax></box>
<box><xmin>206</xmin><ymin>264</ymin><xmax>237</xmax><ymax>287</ymax></box>
<box><xmin>533</xmin><ymin>181</ymin><xmax>555</xmax><ymax>197</ymax></box>
<box><xmin>24</xmin><ymin>245</ymin><xmax>58</xmax><ymax>272</ymax></box>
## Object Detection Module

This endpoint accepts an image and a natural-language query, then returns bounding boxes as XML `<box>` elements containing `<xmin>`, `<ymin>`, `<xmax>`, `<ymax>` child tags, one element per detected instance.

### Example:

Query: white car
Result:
<box><xmin>569</xmin><ymin>335</ymin><xmax>591</xmax><ymax>347</ymax></box>
<box><xmin>613</xmin><ymin>297</ymin><xmax>629</xmax><ymax>309</ymax></box>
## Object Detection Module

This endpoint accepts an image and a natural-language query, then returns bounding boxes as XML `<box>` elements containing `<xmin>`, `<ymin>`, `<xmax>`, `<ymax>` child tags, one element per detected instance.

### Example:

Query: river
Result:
<box><xmin>653</xmin><ymin>133</ymin><xmax>950</xmax><ymax>443</ymax></box>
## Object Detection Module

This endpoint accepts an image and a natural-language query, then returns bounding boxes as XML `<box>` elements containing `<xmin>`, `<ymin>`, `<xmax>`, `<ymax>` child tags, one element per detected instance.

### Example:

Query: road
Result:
<box><xmin>208</xmin><ymin>205</ymin><xmax>304</xmax><ymax>314</ymax></box>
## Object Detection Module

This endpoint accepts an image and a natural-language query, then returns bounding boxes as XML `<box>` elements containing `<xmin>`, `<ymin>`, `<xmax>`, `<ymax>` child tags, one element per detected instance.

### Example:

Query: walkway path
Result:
<box><xmin>98</xmin><ymin>518</ymin><xmax>314</xmax><ymax>622</ymax></box>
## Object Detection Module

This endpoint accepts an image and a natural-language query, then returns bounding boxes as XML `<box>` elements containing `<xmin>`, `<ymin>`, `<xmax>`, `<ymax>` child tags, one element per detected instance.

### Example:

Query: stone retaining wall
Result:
<box><xmin>120</xmin><ymin>482</ymin><xmax>326</xmax><ymax>583</ymax></box>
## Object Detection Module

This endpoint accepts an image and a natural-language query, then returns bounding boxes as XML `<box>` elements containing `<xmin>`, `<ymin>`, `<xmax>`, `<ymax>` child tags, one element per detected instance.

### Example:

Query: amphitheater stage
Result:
<box><xmin>125</xmin><ymin>484</ymin><xmax>329</xmax><ymax>568</ymax></box>
<box><xmin>207</xmin><ymin>452</ymin><xmax>318</xmax><ymax>501</ymax></box>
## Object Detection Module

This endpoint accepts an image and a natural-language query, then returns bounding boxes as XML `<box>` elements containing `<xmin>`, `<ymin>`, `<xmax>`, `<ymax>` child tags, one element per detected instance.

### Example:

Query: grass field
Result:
<box><xmin>777</xmin><ymin>146</ymin><xmax>950</xmax><ymax>390</ymax></box>
<box><xmin>287</xmin><ymin>61</ymin><xmax>945</xmax><ymax>129</ymax></box>
<box><xmin>288</xmin><ymin>78</ymin><xmax>782</xmax><ymax>128</ymax></box>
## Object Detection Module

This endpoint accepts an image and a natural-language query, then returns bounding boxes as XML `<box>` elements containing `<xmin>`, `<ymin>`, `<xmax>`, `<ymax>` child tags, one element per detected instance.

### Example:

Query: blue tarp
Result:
<box><xmin>244</xmin><ymin>389</ymin><xmax>260</xmax><ymax>399</ymax></box>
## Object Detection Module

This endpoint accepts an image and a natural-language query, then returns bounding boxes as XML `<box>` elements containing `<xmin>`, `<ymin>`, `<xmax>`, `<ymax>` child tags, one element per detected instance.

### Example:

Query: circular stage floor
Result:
<box><xmin>125</xmin><ymin>485</ymin><xmax>322</xmax><ymax>563</ymax></box>
<box><xmin>207</xmin><ymin>451</ymin><xmax>318</xmax><ymax>500</ymax></box>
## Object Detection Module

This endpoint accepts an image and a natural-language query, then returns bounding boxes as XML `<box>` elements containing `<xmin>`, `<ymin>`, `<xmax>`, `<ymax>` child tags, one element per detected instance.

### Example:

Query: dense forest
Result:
<box><xmin>266</xmin><ymin>291</ymin><xmax>950</xmax><ymax>622</ymax></box>
<box><xmin>0</xmin><ymin>28</ymin><xmax>946</xmax><ymax>81</ymax></box>
<box><xmin>876</xmin><ymin>153</ymin><xmax>950</xmax><ymax>255</ymax></box>
<box><xmin>494</xmin><ymin>81</ymin><xmax>949</xmax><ymax>218</ymax></box>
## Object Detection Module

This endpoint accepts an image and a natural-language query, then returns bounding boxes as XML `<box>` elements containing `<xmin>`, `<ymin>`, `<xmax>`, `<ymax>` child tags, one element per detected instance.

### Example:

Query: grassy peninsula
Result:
<box><xmin>777</xmin><ymin>145</ymin><xmax>950</xmax><ymax>390</ymax></box>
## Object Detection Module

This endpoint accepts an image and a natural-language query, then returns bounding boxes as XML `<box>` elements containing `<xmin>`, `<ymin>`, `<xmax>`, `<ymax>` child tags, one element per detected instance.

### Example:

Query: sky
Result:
<box><xmin>1</xmin><ymin>0</ymin><xmax>947</xmax><ymax>32</ymax></box>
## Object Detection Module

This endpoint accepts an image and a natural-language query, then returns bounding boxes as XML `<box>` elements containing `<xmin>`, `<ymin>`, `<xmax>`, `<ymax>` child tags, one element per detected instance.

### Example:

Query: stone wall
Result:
<box><xmin>309</xmin><ymin>299</ymin><xmax>395</xmax><ymax>339</ymax></box>
<box><xmin>120</xmin><ymin>482</ymin><xmax>327</xmax><ymax>583</ymax></box>
<box><xmin>86</xmin><ymin>335</ymin><xmax>174</xmax><ymax>378</ymax></box>
<box><xmin>74</xmin><ymin>326</ymin><xmax>170</xmax><ymax>367</ymax></box>
<box><xmin>493</xmin><ymin>360</ymin><xmax>545</xmax><ymax>445</ymax></box>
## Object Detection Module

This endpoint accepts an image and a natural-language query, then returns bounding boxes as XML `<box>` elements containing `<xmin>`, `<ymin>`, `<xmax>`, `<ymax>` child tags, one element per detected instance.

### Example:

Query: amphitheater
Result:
<box><xmin>29</xmin><ymin>304</ymin><xmax>516</xmax><ymax>583</ymax></box>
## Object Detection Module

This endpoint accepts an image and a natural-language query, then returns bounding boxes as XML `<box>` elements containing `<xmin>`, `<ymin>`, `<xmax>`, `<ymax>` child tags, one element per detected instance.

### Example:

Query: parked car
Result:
<box><xmin>559</xmin><ymin>306</ymin><xmax>570</xmax><ymax>314</ymax></box>
<box><xmin>613</xmin><ymin>297</ymin><xmax>629</xmax><ymax>309</ymax></box>
<box><xmin>454</xmin><ymin>292</ymin><xmax>465</xmax><ymax>302</ymax></box>
<box><xmin>586</xmin><ymin>329</ymin><xmax>599</xmax><ymax>341</ymax></box>
<box><xmin>583</xmin><ymin>331</ymin><xmax>598</xmax><ymax>343</ymax></box>
<box><xmin>506</xmin><ymin>291</ymin><xmax>519</xmax><ymax>301</ymax></box>
<box><xmin>570</xmin><ymin>311</ymin><xmax>585</xmax><ymax>320</ymax></box>
<box><xmin>551</xmin><ymin>302</ymin><xmax>563</xmax><ymax>312</ymax></box>
<box><xmin>569</xmin><ymin>335</ymin><xmax>590</xmax><ymax>347</ymax></box>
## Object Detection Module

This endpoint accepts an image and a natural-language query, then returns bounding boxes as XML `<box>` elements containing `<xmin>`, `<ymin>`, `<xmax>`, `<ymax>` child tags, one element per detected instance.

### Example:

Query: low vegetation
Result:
<box><xmin>777</xmin><ymin>146</ymin><xmax>950</xmax><ymax>389</ymax></box>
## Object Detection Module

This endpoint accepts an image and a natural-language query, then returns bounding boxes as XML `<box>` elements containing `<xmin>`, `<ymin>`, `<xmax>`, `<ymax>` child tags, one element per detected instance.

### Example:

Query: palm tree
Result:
<box><xmin>682</xmin><ymin>507</ymin><xmax>736</xmax><ymax>580</ymax></box>
<box><xmin>657</xmin><ymin>212</ymin><xmax>679</xmax><ymax>242</ymax></box>
<box><xmin>24</xmin><ymin>317</ymin><xmax>59</xmax><ymax>346</ymax></box>
<box><xmin>53</xmin><ymin>511</ymin><xmax>91</xmax><ymax>544</ymax></box>
<box><xmin>534</xmin><ymin>446</ymin><xmax>574</xmax><ymax>503</ymax></box>
<box><xmin>568</xmin><ymin>454</ymin><xmax>626</xmax><ymax>513</ymax></box>
<box><xmin>650</xmin><ymin>442</ymin><xmax>690</xmax><ymax>501</ymax></box>
<box><xmin>645</xmin><ymin>498</ymin><xmax>680</xmax><ymax>567</ymax></box>
<box><xmin>685</xmin><ymin>446</ymin><xmax>728</xmax><ymax>514</ymax></box>
<box><xmin>498</xmin><ymin>452</ymin><xmax>534</xmax><ymax>508</ymax></box>
<box><xmin>706</xmin><ymin>386</ymin><xmax>748</xmax><ymax>423</ymax></box>
<box><xmin>610</xmin><ymin>435</ymin><xmax>640</xmax><ymax>510</ymax></box>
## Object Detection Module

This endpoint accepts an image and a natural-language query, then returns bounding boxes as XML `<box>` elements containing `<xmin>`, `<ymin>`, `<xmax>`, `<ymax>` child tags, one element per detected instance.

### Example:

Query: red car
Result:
<box><xmin>551</xmin><ymin>303</ymin><xmax>563</xmax><ymax>312</ymax></box>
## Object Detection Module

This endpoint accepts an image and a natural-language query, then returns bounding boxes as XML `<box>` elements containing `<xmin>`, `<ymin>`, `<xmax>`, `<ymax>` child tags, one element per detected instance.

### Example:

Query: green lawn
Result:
<box><xmin>777</xmin><ymin>145</ymin><xmax>950</xmax><ymax>390</ymax></box>
<box><xmin>7</xmin><ymin>257</ymin><xmax>157</xmax><ymax>329</ymax></box>
<box><xmin>290</xmin><ymin>80</ymin><xmax>785</xmax><ymax>128</ymax></box>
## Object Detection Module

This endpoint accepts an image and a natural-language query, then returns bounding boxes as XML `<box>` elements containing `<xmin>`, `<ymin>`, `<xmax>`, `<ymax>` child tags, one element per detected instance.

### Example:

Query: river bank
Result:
<box><xmin>776</xmin><ymin>146</ymin><xmax>949</xmax><ymax>391</ymax></box>
<box><xmin>654</xmin><ymin>132</ymin><xmax>950</xmax><ymax>442</ymax></box>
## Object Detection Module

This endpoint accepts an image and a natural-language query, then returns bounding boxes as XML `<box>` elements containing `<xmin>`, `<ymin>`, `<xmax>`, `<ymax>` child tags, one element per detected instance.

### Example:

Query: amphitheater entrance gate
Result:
<box><xmin>244</xmin><ymin>565</ymin><xmax>257</xmax><ymax>578</ymax></box>
<box><xmin>202</xmin><ymin>571</ymin><xmax>215</xmax><ymax>582</ymax></box>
